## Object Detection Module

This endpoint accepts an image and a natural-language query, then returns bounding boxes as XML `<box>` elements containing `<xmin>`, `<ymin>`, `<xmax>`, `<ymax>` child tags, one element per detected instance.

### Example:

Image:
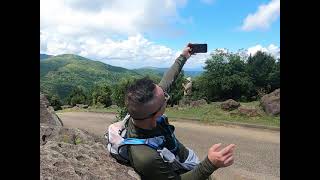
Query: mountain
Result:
<box><xmin>40</xmin><ymin>54</ymin><xmax>143</xmax><ymax>101</ymax></box>
<box><xmin>40</xmin><ymin>54</ymin><xmax>53</xmax><ymax>60</ymax></box>
<box><xmin>40</xmin><ymin>54</ymin><xmax>203</xmax><ymax>102</ymax></box>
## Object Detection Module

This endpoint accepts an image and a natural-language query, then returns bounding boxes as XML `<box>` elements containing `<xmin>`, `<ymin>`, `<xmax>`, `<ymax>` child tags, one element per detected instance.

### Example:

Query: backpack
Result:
<box><xmin>105</xmin><ymin>114</ymin><xmax>200</xmax><ymax>171</ymax></box>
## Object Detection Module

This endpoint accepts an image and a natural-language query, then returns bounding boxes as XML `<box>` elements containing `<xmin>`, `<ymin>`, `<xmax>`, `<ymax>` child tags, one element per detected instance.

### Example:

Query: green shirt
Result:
<box><xmin>127</xmin><ymin>55</ymin><xmax>217</xmax><ymax>180</ymax></box>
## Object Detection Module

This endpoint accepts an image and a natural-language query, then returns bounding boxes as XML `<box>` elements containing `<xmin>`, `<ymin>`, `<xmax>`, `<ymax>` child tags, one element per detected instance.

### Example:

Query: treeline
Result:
<box><xmin>191</xmin><ymin>50</ymin><xmax>280</xmax><ymax>102</ymax></box>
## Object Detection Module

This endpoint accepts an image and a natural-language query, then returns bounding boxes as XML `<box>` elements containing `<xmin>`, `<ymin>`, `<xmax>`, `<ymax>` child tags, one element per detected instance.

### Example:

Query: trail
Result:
<box><xmin>57</xmin><ymin>112</ymin><xmax>280</xmax><ymax>180</ymax></box>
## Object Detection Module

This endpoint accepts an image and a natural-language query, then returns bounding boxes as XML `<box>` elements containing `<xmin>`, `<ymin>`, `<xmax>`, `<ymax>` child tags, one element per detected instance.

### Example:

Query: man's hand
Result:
<box><xmin>181</xmin><ymin>45</ymin><xmax>192</xmax><ymax>59</ymax></box>
<box><xmin>207</xmin><ymin>143</ymin><xmax>236</xmax><ymax>168</ymax></box>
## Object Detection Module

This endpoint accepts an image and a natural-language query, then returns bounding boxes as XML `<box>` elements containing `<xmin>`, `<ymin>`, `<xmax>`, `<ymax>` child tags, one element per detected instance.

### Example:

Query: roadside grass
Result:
<box><xmin>57</xmin><ymin>101</ymin><xmax>279</xmax><ymax>127</ymax></box>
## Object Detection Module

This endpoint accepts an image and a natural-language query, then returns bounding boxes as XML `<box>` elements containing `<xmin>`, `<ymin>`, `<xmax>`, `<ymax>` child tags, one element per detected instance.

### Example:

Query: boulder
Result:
<box><xmin>221</xmin><ymin>99</ymin><xmax>240</xmax><ymax>111</ymax></box>
<box><xmin>260</xmin><ymin>89</ymin><xmax>280</xmax><ymax>116</ymax></box>
<box><xmin>40</xmin><ymin>93</ymin><xmax>140</xmax><ymax>180</ymax></box>
<box><xmin>76</xmin><ymin>104</ymin><xmax>89</xmax><ymax>109</ymax></box>
<box><xmin>238</xmin><ymin>107</ymin><xmax>260</xmax><ymax>117</ymax></box>
<box><xmin>40</xmin><ymin>125</ymin><xmax>140</xmax><ymax>180</ymax></box>
<box><xmin>40</xmin><ymin>93</ymin><xmax>63</xmax><ymax>126</ymax></box>
<box><xmin>190</xmin><ymin>99</ymin><xmax>207</xmax><ymax>107</ymax></box>
<box><xmin>179</xmin><ymin>98</ymin><xmax>191</xmax><ymax>107</ymax></box>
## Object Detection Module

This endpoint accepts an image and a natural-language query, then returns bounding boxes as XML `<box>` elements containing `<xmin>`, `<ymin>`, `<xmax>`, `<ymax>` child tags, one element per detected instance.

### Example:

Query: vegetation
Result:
<box><xmin>40</xmin><ymin>54</ymin><xmax>143</xmax><ymax>103</ymax></box>
<box><xmin>165</xmin><ymin>102</ymin><xmax>279</xmax><ymax>127</ymax></box>
<box><xmin>66</xmin><ymin>86</ymin><xmax>89</xmax><ymax>106</ymax></box>
<box><xmin>167</xmin><ymin>70</ymin><xmax>186</xmax><ymax>107</ymax></box>
<box><xmin>41</xmin><ymin>49</ymin><xmax>280</xmax><ymax>126</ymax></box>
<box><xmin>191</xmin><ymin>50</ymin><xmax>280</xmax><ymax>102</ymax></box>
<box><xmin>91</xmin><ymin>84</ymin><xmax>113</xmax><ymax>108</ymax></box>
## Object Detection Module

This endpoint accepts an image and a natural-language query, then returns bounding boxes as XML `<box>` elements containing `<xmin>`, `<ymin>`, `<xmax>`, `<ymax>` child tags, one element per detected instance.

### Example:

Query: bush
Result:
<box><xmin>111</xmin><ymin>77</ymin><xmax>137</xmax><ymax>120</ymax></box>
<box><xmin>67</xmin><ymin>86</ymin><xmax>88</xmax><ymax>106</ymax></box>
<box><xmin>46</xmin><ymin>94</ymin><xmax>62</xmax><ymax>111</ymax></box>
<box><xmin>91</xmin><ymin>84</ymin><xmax>113</xmax><ymax>107</ymax></box>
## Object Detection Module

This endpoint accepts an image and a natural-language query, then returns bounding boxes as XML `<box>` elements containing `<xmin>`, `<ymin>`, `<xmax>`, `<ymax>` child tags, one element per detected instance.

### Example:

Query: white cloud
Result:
<box><xmin>247</xmin><ymin>44</ymin><xmax>280</xmax><ymax>58</ymax></box>
<box><xmin>41</xmin><ymin>31</ymin><xmax>180</xmax><ymax>69</ymax></box>
<box><xmin>40</xmin><ymin>0</ymin><xmax>189</xmax><ymax>37</ymax></box>
<box><xmin>241</xmin><ymin>0</ymin><xmax>280</xmax><ymax>31</ymax></box>
<box><xmin>40</xmin><ymin>0</ymin><xmax>198</xmax><ymax>68</ymax></box>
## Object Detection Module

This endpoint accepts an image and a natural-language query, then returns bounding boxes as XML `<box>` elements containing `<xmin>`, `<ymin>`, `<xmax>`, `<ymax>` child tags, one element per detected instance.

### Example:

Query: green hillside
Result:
<box><xmin>40</xmin><ymin>54</ymin><xmax>144</xmax><ymax>101</ymax></box>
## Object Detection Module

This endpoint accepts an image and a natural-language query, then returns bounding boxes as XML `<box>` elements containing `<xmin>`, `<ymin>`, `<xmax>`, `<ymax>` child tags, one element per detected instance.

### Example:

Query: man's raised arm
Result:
<box><xmin>158</xmin><ymin>45</ymin><xmax>191</xmax><ymax>92</ymax></box>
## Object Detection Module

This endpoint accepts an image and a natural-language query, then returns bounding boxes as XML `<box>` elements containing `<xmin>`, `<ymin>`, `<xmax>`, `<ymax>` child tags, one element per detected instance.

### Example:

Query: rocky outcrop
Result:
<box><xmin>40</xmin><ymin>93</ymin><xmax>140</xmax><ymax>180</ymax></box>
<box><xmin>260</xmin><ymin>89</ymin><xmax>280</xmax><ymax>116</ymax></box>
<box><xmin>238</xmin><ymin>107</ymin><xmax>260</xmax><ymax>117</ymax></box>
<box><xmin>221</xmin><ymin>99</ymin><xmax>240</xmax><ymax>111</ymax></box>
<box><xmin>40</xmin><ymin>125</ymin><xmax>139</xmax><ymax>180</ymax></box>
<box><xmin>190</xmin><ymin>99</ymin><xmax>207</xmax><ymax>107</ymax></box>
<box><xmin>76</xmin><ymin>104</ymin><xmax>89</xmax><ymax>109</ymax></box>
<box><xmin>40</xmin><ymin>93</ymin><xmax>63</xmax><ymax>126</ymax></box>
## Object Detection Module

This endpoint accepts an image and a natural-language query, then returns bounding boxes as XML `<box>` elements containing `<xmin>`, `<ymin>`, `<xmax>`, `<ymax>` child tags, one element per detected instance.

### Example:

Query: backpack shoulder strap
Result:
<box><xmin>121</xmin><ymin>136</ymin><xmax>166</xmax><ymax>150</ymax></box>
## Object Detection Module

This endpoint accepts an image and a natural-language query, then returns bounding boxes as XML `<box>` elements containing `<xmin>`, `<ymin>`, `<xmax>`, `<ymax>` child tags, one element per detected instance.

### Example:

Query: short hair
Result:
<box><xmin>125</xmin><ymin>77</ymin><xmax>156</xmax><ymax>118</ymax></box>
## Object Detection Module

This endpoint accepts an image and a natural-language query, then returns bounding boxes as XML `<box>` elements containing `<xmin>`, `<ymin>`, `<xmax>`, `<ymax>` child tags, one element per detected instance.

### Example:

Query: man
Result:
<box><xmin>125</xmin><ymin>44</ymin><xmax>236</xmax><ymax>180</ymax></box>
<box><xmin>182</xmin><ymin>77</ymin><xmax>192</xmax><ymax>97</ymax></box>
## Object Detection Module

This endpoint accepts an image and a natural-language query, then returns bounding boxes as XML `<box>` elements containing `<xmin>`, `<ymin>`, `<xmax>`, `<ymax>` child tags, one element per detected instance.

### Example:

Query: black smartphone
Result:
<box><xmin>188</xmin><ymin>43</ymin><xmax>207</xmax><ymax>54</ymax></box>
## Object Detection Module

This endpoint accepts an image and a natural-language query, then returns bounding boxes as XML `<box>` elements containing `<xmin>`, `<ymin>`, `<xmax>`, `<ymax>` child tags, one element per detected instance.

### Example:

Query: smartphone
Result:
<box><xmin>188</xmin><ymin>43</ymin><xmax>207</xmax><ymax>54</ymax></box>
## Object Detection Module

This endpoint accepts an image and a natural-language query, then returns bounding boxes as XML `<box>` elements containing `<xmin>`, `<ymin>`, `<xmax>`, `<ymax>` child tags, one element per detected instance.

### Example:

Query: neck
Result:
<box><xmin>132</xmin><ymin>118</ymin><xmax>155</xmax><ymax>130</ymax></box>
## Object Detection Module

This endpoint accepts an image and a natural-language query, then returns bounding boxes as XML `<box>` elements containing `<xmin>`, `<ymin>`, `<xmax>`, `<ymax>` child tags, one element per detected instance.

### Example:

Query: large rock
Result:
<box><xmin>221</xmin><ymin>99</ymin><xmax>240</xmax><ymax>111</ymax></box>
<box><xmin>238</xmin><ymin>107</ymin><xmax>260</xmax><ymax>117</ymax></box>
<box><xmin>40</xmin><ymin>93</ymin><xmax>140</xmax><ymax>180</ymax></box>
<box><xmin>260</xmin><ymin>89</ymin><xmax>280</xmax><ymax>116</ymax></box>
<box><xmin>40</xmin><ymin>93</ymin><xmax>63</xmax><ymax>126</ymax></box>
<box><xmin>190</xmin><ymin>99</ymin><xmax>207</xmax><ymax>107</ymax></box>
<box><xmin>40</xmin><ymin>125</ymin><xmax>140</xmax><ymax>180</ymax></box>
<box><xmin>76</xmin><ymin>104</ymin><xmax>89</xmax><ymax>109</ymax></box>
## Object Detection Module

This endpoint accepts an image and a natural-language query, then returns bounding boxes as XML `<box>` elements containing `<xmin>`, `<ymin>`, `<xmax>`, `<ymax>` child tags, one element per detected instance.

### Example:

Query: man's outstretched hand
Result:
<box><xmin>208</xmin><ymin>143</ymin><xmax>236</xmax><ymax>168</ymax></box>
<box><xmin>181</xmin><ymin>45</ymin><xmax>192</xmax><ymax>59</ymax></box>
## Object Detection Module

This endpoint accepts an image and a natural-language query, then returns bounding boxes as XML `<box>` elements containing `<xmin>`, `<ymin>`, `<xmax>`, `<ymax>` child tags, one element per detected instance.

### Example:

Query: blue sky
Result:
<box><xmin>40</xmin><ymin>0</ymin><xmax>280</xmax><ymax>69</ymax></box>
<box><xmin>151</xmin><ymin>0</ymin><xmax>280</xmax><ymax>51</ymax></box>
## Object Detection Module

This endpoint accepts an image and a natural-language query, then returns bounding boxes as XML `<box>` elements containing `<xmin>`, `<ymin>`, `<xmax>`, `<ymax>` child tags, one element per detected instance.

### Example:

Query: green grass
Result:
<box><xmin>74</xmin><ymin>137</ymin><xmax>82</xmax><ymax>145</ymax></box>
<box><xmin>57</xmin><ymin>105</ymin><xmax>119</xmax><ymax>114</ymax></box>
<box><xmin>57</xmin><ymin>101</ymin><xmax>280</xmax><ymax>128</ymax></box>
<box><xmin>165</xmin><ymin>101</ymin><xmax>280</xmax><ymax>127</ymax></box>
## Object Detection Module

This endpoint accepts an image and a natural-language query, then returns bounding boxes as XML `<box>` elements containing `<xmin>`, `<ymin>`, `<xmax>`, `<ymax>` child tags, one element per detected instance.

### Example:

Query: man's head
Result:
<box><xmin>125</xmin><ymin>77</ymin><xmax>168</xmax><ymax>125</ymax></box>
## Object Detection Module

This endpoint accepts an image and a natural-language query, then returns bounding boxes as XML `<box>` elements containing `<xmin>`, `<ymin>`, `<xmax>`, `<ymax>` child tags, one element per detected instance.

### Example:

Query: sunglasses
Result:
<box><xmin>132</xmin><ymin>92</ymin><xmax>170</xmax><ymax>120</ymax></box>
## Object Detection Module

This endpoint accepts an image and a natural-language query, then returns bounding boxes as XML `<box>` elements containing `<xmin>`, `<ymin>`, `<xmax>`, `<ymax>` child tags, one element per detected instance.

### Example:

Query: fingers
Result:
<box><xmin>224</xmin><ymin>155</ymin><xmax>234</xmax><ymax>166</ymax></box>
<box><xmin>221</xmin><ymin>152</ymin><xmax>233</xmax><ymax>162</ymax></box>
<box><xmin>210</xmin><ymin>143</ymin><xmax>222</xmax><ymax>151</ymax></box>
<box><xmin>220</xmin><ymin>144</ymin><xmax>236</xmax><ymax>155</ymax></box>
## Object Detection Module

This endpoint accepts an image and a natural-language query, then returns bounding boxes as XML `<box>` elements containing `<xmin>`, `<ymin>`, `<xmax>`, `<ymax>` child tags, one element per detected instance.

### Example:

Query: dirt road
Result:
<box><xmin>57</xmin><ymin>112</ymin><xmax>280</xmax><ymax>180</ymax></box>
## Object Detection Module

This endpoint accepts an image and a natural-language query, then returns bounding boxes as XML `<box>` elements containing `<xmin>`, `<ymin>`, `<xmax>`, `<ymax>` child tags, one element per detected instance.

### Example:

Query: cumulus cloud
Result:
<box><xmin>41</xmin><ymin>32</ymin><xmax>179</xmax><ymax>68</ymax></box>
<box><xmin>40</xmin><ymin>0</ymin><xmax>198</xmax><ymax>68</ymax></box>
<box><xmin>241</xmin><ymin>0</ymin><xmax>280</xmax><ymax>31</ymax></box>
<box><xmin>247</xmin><ymin>44</ymin><xmax>280</xmax><ymax>58</ymax></box>
<box><xmin>40</xmin><ymin>0</ymin><xmax>190</xmax><ymax>37</ymax></box>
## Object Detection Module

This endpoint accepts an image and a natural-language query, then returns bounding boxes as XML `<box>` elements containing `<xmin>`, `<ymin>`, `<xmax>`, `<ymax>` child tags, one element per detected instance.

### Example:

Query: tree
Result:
<box><xmin>67</xmin><ymin>86</ymin><xmax>88</xmax><ymax>106</ymax></box>
<box><xmin>91</xmin><ymin>84</ymin><xmax>113</xmax><ymax>107</ymax></box>
<box><xmin>167</xmin><ymin>70</ymin><xmax>185</xmax><ymax>107</ymax></box>
<box><xmin>267</xmin><ymin>60</ymin><xmax>280</xmax><ymax>90</ymax></box>
<box><xmin>46</xmin><ymin>94</ymin><xmax>62</xmax><ymax>111</ymax></box>
<box><xmin>190</xmin><ymin>76</ymin><xmax>208</xmax><ymax>101</ymax></box>
<box><xmin>111</xmin><ymin>77</ymin><xmax>137</xmax><ymax>120</ymax></box>
<box><xmin>201</xmin><ymin>50</ymin><xmax>254</xmax><ymax>101</ymax></box>
<box><xmin>246</xmin><ymin>51</ymin><xmax>277</xmax><ymax>94</ymax></box>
